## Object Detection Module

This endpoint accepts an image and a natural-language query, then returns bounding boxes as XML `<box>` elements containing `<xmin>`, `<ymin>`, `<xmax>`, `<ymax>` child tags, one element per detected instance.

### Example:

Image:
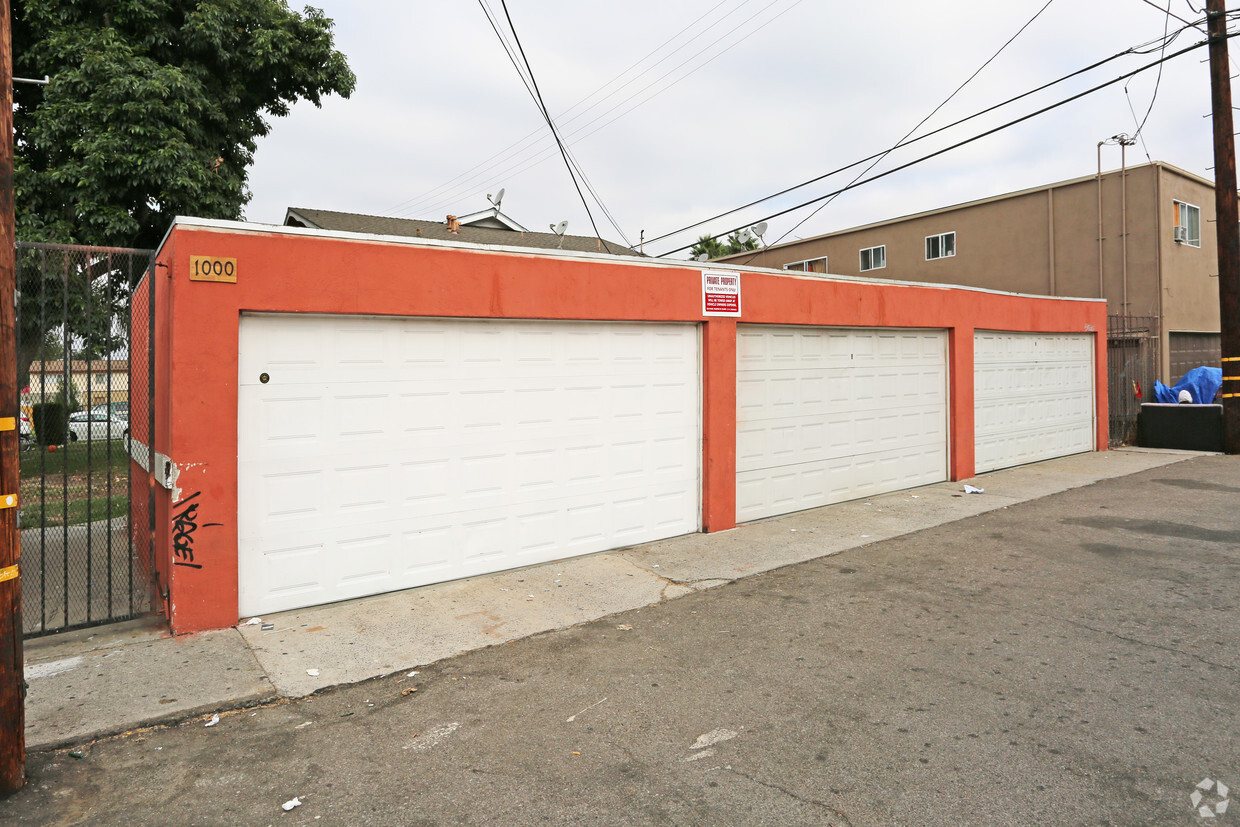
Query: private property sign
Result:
<box><xmin>702</xmin><ymin>270</ymin><xmax>741</xmax><ymax>316</ymax></box>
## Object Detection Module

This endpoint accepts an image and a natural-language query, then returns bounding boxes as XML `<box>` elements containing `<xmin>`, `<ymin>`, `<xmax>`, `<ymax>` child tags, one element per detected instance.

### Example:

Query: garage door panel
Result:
<box><xmin>245</xmin><ymin>458</ymin><xmax>709</xmax><ymax>530</ymax></box>
<box><xmin>401</xmin><ymin>524</ymin><xmax>454</xmax><ymax>567</ymax></box>
<box><xmin>274</xmin><ymin>375</ymin><xmax>700</xmax><ymax>446</ymax></box>
<box><xmin>974</xmin><ymin>331</ymin><xmax>1094</xmax><ymax>473</ymax></box>
<box><xmin>241</xmin><ymin>318</ymin><xmax>699</xmax><ymax>385</ymax></box>
<box><xmin>736</xmin><ymin>326</ymin><xmax>948</xmax><ymax>522</ymax></box>
<box><xmin>245</xmin><ymin>451</ymin><xmax>697</xmax><ymax>540</ymax></box>
<box><xmin>736</xmin><ymin>447</ymin><xmax>944</xmax><ymax>520</ymax></box>
<box><xmin>239</xmin><ymin>315</ymin><xmax>701</xmax><ymax>616</ymax></box>
<box><xmin>738</xmin><ymin>368</ymin><xmax>945</xmax><ymax>419</ymax></box>
<box><xmin>258</xmin><ymin>542</ymin><xmax>326</xmax><ymax>605</ymax></box>
<box><xmin>1169</xmin><ymin>332</ymin><xmax>1221</xmax><ymax>381</ymax></box>
<box><xmin>244</xmin><ymin>489</ymin><xmax>704</xmax><ymax>602</ymax></box>
<box><xmin>737</xmin><ymin>402</ymin><xmax>945</xmax><ymax>474</ymax></box>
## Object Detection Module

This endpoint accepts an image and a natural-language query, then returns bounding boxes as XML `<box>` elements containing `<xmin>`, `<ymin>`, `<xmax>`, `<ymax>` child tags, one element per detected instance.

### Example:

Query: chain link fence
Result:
<box><xmin>16</xmin><ymin>242</ymin><xmax>155</xmax><ymax>637</ymax></box>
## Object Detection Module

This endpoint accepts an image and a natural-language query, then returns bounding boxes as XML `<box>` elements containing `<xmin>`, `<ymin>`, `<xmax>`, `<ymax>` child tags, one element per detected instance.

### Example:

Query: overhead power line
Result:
<box><xmin>754</xmin><ymin>0</ymin><xmax>1059</xmax><ymax>258</ymax></box>
<box><xmin>382</xmin><ymin>0</ymin><xmax>747</xmax><ymax>218</ymax></box>
<box><xmin>647</xmin><ymin>15</ymin><xmax>1215</xmax><ymax>252</ymax></box>
<box><xmin>657</xmin><ymin>31</ymin><xmax>1230</xmax><ymax>257</ymax></box>
<box><xmin>488</xmin><ymin>0</ymin><xmax>617</xmax><ymax>252</ymax></box>
<box><xmin>392</xmin><ymin>0</ymin><xmax>803</xmax><ymax>222</ymax></box>
<box><xmin>1136</xmin><ymin>0</ymin><xmax>1204</xmax><ymax>28</ymax></box>
<box><xmin>1125</xmin><ymin>0</ymin><xmax>1178</xmax><ymax>162</ymax></box>
<box><xmin>477</xmin><ymin>0</ymin><xmax>633</xmax><ymax>245</ymax></box>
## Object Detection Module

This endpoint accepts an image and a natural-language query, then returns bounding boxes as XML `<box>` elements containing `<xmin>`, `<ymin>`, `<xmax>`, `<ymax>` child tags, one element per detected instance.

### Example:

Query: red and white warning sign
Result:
<box><xmin>702</xmin><ymin>269</ymin><xmax>741</xmax><ymax>316</ymax></box>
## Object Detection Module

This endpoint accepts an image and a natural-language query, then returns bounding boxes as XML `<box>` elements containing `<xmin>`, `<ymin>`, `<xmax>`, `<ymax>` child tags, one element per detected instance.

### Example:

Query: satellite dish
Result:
<box><xmin>751</xmin><ymin>221</ymin><xmax>768</xmax><ymax>238</ymax></box>
<box><xmin>696</xmin><ymin>253</ymin><xmax>710</xmax><ymax>262</ymax></box>
<box><xmin>550</xmin><ymin>220</ymin><xmax>569</xmax><ymax>248</ymax></box>
<box><xmin>488</xmin><ymin>187</ymin><xmax>506</xmax><ymax>209</ymax></box>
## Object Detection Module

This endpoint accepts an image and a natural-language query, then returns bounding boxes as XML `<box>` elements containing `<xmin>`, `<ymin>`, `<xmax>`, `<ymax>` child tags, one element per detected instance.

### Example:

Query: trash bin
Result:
<box><xmin>1137</xmin><ymin>403</ymin><xmax>1224</xmax><ymax>452</ymax></box>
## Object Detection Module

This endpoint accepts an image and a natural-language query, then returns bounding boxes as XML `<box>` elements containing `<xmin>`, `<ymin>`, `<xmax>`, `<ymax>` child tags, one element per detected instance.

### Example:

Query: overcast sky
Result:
<box><xmin>244</xmin><ymin>0</ymin><xmax>1225</xmax><ymax>259</ymax></box>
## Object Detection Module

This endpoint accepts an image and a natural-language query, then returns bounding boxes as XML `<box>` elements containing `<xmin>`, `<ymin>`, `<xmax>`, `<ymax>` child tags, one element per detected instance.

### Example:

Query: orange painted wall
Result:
<box><xmin>151</xmin><ymin>223</ymin><xmax>1108</xmax><ymax>633</ymax></box>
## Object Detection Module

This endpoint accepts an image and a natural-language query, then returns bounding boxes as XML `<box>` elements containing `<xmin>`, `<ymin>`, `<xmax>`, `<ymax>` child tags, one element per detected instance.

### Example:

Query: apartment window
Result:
<box><xmin>925</xmin><ymin>231</ymin><xmax>956</xmax><ymax>260</ymax></box>
<box><xmin>784</xmin><ymin>256</ymin><xmax>827</xmax><ymax>274</ymax></box>
<box><xmin>1173</xmin><ymin>201</ymin><xmax>1200</xmax><ymax>247</ymax></box>
<box><xmin>859</xmin><ymin>245</ymin><xmax>885</xmax><ymax>272</ymax></box>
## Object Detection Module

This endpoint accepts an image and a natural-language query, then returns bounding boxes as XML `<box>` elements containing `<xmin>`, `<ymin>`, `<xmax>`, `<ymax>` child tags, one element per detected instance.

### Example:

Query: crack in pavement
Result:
<box><xmin>1064</xmin><ymin>620</ymin><xmax>1238</xmax><ymax>673</ymax></box>
<box><xmin>649</xmin><ymin>570</ymin><xmax>732</xmax><ymax>599</ymax></box>
<box><xmin>828</xmin><ymin>570</ymin><xmax>1239</xmax><ymax>677</ymax></box>
<box><xmin>726</xmin><ymin>768</ymin><xmax>853</xmax><ymax>825</ymax></box>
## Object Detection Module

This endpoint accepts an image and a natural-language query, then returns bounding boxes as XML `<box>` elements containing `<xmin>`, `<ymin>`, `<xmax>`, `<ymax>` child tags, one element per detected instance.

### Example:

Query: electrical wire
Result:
<box><xmin>1136</xmin><ymin>0</ymin><xmax>1203</xmax><ymax>29</ymax></box>
<box><xmin>750</xmin><ymin>0</ymin><xmax>1059</xmax><ymax>260</ymax></box>
<box><xmin>494</xmin><ymin>0</ymin><xmax>616</xmax><ymax>252</ymax></box>
<box><xmin>396</xmin><ymin>0</ymin><xmax>798</xmax><ymax>220</ymax></box>
<box><xmin>1126</xmin><ymin>0</ymin><xmax>1176</xmax><ymax>162</ymax></box>
<box><xmin>406</xmin><ymin>0</ymin><xmax>805</xmax><ymax>223</ymax></box>
<box><xmin>656</xmin><ymin>32</ymin><xmax>1227</xmax><ymax>257</ymax></box>
<box><xmin>644</xmin><ymin>16</ymin><xmax>1205</xmax><ymax>249</ymax></box>
<box><xmin>381</xmin><ymin>0</ymin><xmax>748</xmax><ymax>217</ymax></box>
<box><xmin>392</xmin><ymin>0</ymin><xmax>803</xmax><ymax>221</ymax></box>
<box><xmin>474</xmin><ymin>0</ymin><xmax>638</xmax><ymax>248</ymax></box>
<box><xmin>1182</xmin><ymin>0</ymin><xmax>1205</xmax><ymax>18</ymax></box>
<box><xmin>475</xmin><ymin>0</ymin><xmax>635</xmax><ymax>246</ymax></box>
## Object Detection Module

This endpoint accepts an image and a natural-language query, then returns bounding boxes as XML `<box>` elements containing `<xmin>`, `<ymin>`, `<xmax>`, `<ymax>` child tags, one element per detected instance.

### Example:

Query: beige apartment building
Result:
<box><xmin>24</xmin><ymin>359</ymin><xmax>130</xmax><ymax>408</ymax></box>
<box><xmin>715</xmin><ymin>161</ymin><xmax>1221</xmax><ymax>384</ymax></box>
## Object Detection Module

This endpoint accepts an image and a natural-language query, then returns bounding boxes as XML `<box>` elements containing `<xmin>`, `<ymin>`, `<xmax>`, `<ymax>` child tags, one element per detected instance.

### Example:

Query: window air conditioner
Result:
<box><xmin>1174</xmin><ymin>226</ymin><xmax>1187</xmax><ymax>243</ymax></box>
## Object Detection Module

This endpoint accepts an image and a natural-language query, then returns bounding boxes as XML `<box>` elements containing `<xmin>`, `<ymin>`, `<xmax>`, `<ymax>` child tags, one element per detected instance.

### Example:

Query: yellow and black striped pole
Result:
<box><xmin>1222</xmin><ymin>357</ymin><xmax>1240</xmax><ymax>398</ymax></box>
<box><xmin>0</xmin><ymin>0</ymin><xmax>24</xmax><ymax>795</ymax></box>
<box><xmin>1209</xmin><ymin>0</ymin><xmax>1240</xmax><ymax>453</ymax></box>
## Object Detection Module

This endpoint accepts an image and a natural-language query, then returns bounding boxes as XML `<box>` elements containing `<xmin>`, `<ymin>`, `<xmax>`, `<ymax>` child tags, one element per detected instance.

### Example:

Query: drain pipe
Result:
<box><xmin>1097</xmin><ymin>141</ymin><xmax>1105</xmax><ymax>299</ymax></box>
<box><xmin>1120</xmin><ymin>136</ymin><xmax>1136</xmax><ymax>316</ymax></box>
<box><xmin>1097</xmin><ymin>135</ymin><xmax>1137</xmax><ymax>310</ymax></box>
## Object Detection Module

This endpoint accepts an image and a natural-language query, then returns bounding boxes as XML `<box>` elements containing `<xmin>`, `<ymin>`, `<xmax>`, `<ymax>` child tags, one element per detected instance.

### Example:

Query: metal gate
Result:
<box><xmin>1107</xmin><ymin>315</ymin><xmax>1159</xmax><ymax>447</ymax></box>
<box><xmin>15</xmin><ymin>242</ymin><xmax>155</xmax><ymax>637</ymax></box>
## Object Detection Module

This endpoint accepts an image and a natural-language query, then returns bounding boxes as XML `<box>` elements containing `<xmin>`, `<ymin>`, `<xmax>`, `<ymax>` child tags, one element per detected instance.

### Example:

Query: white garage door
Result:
<box><xmin>736</xmin><ymin>326</ymin><xmax>948</xmax><ymax>523</ymax></box>
<box><xmin>238</xmin><ymin>315</ymin><xmax>701</xmax><ymax>616</ymax></box>
<box><xmin>973</xmin><ymin>331</ymin><xmax>1094</xmax><ymax>474</ymax></box>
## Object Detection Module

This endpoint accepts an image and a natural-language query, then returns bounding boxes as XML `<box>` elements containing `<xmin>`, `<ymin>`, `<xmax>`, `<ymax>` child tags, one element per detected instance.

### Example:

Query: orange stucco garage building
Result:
<box><xmin>132</xmin><ymin>218</ymin><xmax>1107</xmax><ymax>634</ymax></box>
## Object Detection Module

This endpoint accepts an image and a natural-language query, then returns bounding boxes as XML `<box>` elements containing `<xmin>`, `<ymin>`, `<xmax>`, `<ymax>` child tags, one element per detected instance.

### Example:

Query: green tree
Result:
<box><xmin>689</xmin><ymin>231</ymin><xmax>758</xmax><ymax>261</ymax></box>
<box><xmin>12</xmin><ymin>0</ymin><xmax>357</xmax><ymax>248</ymax></box>
<box><xmin>11</xmin><ymin>0</ymin><xmax>356</xmax><ymax>389</ymax></box>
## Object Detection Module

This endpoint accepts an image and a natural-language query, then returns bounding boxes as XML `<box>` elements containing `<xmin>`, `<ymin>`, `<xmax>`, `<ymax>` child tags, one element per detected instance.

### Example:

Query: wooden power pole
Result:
<box><xmin>0</xmin><ymin>0</ymin><xmax>25</xmax><ymax>796</ymax></box>
<box><xmin>1208</xmin><ymin>0</ymin><xmax>1240</xmax><ymax>453</ymax></box>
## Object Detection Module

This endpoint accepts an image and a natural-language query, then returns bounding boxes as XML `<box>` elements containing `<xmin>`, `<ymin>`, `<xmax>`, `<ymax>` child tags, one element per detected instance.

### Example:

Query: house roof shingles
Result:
<box><xmin>285</xmin><ymin>208</ymin><xmax>642</xmax><ymax>257</ymax></box>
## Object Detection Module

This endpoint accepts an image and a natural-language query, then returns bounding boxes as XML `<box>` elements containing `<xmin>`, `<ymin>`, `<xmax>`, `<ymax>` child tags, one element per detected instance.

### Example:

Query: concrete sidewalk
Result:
<box><xmin>20</xmin><ymin>447</ymin><xmax>1204</xmax><ymax>751</ymax></box>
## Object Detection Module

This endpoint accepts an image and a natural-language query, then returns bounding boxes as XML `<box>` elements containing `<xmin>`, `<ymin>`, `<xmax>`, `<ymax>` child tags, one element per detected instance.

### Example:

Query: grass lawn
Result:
<box><xmin>20</xmin><ymin>440</ymin><xmax>131</xmax><ymax>529</ymax></box>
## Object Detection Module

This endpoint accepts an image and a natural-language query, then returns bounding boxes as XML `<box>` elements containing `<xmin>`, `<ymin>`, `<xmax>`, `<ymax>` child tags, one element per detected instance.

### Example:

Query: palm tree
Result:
<box><xmin>689</xmin><ymin>231</ymin><xmax>758</xmax><ymax>261</ymax></box>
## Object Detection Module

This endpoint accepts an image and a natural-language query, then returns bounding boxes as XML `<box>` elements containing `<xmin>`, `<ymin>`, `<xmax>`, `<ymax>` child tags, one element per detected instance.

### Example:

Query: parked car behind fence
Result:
<box><xmin>67</xmin><ymin>411</ymin><xmax>129</xmax><ymax>443</ymax></box>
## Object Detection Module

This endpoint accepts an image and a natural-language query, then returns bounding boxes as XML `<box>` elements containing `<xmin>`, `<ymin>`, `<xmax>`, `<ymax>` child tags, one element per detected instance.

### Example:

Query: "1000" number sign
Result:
<box><xmin>189</xmin><ymin>256</ymin><xmax>238</xmax><ymax>283</ymax></box>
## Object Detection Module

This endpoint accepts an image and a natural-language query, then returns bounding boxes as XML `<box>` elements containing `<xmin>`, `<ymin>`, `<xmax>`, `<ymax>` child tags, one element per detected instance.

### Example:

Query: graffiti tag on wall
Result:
<box><xmin>173</xmin><ymin>491</ymin><xmax>223</xmax><ymax>569</ymax></box>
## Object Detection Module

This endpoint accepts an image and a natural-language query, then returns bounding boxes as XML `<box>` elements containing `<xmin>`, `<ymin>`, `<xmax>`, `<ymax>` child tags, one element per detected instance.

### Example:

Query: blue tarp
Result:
<box><xmin>1153</xmin><ymin>366</ymin><xmax>1223</xmax><ymax>404</ymax></box>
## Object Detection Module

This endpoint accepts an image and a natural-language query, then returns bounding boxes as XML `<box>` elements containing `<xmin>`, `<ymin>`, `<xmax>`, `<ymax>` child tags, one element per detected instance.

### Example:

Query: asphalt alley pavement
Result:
<box><xmin>3</xmin><ymin>451</ymin><xmax>1237</xmax><ymax>825</ymax></box>
<box><xmin>21</xmin><ymin>448</ymin><xmax>1193</xmax><ymax>750</ymax></box>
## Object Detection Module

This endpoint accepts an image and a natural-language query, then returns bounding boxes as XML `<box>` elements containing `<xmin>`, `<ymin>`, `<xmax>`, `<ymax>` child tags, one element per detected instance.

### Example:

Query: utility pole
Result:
<box><xmin>1208</xmin><ymin>0</ymin><xmax>1240</xmax><ymax>453</ymax></box>
<box><xmin>0</xmin><ymin>0</ymin><xmax>24</xmax><ymax>795</ymax></box>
